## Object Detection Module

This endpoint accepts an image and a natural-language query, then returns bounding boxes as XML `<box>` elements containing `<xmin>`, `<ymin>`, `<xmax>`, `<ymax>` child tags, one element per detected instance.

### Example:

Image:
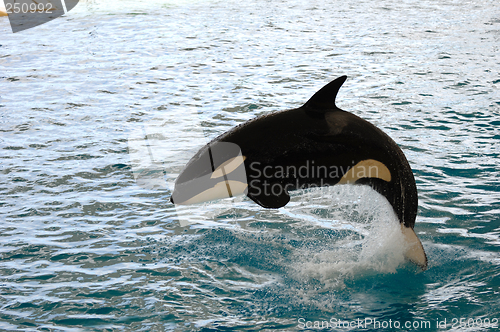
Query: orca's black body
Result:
<box><xmin>171</xmin><ymin>76</ymin><xmax>427</xmax><ymax>269</ymax></box>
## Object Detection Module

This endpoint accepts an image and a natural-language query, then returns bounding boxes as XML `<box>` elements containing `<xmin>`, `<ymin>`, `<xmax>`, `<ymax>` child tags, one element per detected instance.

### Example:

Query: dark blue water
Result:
<box><xmin>1</xmin><ymin>0</ymin><xmax>499</xmax><ymax>330</ymax></box>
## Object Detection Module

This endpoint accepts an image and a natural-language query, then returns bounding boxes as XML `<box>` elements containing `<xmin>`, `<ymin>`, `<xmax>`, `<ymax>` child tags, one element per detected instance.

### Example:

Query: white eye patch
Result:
<box><xmin>211</xmin><ymin>155</ymin><xmax>246</xmax><ymax>179</ymax></box>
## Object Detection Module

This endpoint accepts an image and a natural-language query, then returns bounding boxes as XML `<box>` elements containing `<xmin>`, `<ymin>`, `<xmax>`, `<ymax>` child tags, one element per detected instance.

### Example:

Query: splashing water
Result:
<box><xmin>281</xmin><ymin>185</ymin><xmax>410</xmax><ymax>289</ymax></box>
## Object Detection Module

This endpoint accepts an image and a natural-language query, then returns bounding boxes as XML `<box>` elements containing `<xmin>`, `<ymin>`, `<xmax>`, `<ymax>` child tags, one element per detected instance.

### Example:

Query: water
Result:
<box><xmin>1</xmin><ymin>0</ymin><xmax>499</xmax><ymax>330</ymax></box>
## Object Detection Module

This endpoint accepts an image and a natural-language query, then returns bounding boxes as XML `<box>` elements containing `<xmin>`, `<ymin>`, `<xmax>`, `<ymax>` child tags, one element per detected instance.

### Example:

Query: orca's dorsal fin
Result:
<box><xmin>303</xmin><ymin>75</ymin><xmax>347</xmax><ymax>112</ymax></box>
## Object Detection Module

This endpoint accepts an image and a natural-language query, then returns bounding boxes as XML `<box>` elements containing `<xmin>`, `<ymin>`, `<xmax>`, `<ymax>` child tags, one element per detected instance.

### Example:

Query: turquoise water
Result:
<box><xmin>1</xmin><ymin>0</ymin><xmax>499</xmax><ymax>330</ymax></box>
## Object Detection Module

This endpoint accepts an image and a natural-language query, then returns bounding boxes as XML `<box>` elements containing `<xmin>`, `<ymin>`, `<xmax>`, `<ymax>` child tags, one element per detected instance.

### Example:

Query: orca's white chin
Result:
<box><xmin>173</xmin><ymin>180</ymin><xmax>248</xmax><ymax>205</ymax></box>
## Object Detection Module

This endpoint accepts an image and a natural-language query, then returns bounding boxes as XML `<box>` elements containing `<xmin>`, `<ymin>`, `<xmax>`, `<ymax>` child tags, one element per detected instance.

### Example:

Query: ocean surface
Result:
<box><xmin>1</xmin><ymin>0</ymin><xmax>499</xmax><ymax>330</ymax></box>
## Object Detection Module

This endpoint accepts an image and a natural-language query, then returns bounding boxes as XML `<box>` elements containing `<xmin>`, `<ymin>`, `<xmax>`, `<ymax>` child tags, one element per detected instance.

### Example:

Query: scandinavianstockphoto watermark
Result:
<box><xmin>247</xmin><ymin>160</ymin><xmax>384</xmax><ymax>197</ymax></box>
<box><xmin>249</xmin><ymin>160</ymin><xmax>361</xmax><ymax>181</ymax></box>
<box><xmin>297</xmin><ymin>317</ymin><xmax>499</xmax><ymax>330</ymax></box>
<box><xmin>2</xmin><ymin>0</ymin><xmax>79</xmax><ymax>33</ymax></box>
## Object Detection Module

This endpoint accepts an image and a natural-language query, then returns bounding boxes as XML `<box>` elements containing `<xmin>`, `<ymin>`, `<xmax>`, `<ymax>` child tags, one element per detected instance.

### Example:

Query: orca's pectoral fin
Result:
<box><xmin>247</xmin><ymin>184</ymin><xmax>290</xmax><ymax>209</ymax></box>
<box><xmin>401</xmin><ymin>225</ymin><xmax>428</xmax><ymax>270</ymax></box>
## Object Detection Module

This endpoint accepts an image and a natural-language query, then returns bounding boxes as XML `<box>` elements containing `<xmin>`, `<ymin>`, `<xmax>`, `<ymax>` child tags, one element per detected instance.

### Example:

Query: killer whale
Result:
<box><xmin>171</xmin><ymin>76</ymin><xmax>427</xmax><ymax>269</ymax></box>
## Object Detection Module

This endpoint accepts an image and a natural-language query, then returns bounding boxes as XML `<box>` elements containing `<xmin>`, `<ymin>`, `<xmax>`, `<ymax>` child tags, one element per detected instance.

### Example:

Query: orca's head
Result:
<box><xmin>170</xmin><ymin>141</ymin><xmax>248</xmax><ymax>205</ymax></box>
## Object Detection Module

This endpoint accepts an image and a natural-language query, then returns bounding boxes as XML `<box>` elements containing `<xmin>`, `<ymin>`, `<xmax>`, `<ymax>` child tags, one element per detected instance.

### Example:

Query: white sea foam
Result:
<box><xmin>283</xmin><ymin>185</ymin><xmax>408</xmax><ymax>289</ymax></box>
